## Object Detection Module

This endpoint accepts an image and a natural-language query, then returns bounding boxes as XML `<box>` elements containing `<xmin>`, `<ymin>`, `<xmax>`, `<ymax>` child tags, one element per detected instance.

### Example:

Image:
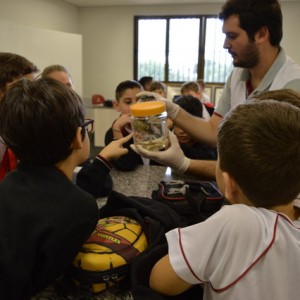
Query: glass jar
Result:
<box><xmin>137</xmin><ymin>94</ymin><xmax>156</xmax><ymax>103</ymax></box>
<box><xmin>130</xmin><ymin>101</ymin><xmax>169</xmax><ymax>151</ymax></box>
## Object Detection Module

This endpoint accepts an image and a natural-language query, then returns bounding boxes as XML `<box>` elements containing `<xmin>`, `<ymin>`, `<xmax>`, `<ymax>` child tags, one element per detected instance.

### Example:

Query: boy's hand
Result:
<box><xmin>112</xmin><ymin>113</ymin><xmax>131</xmax><ymax>132</ymax></box>
<box><xmin>136</xmin><ymin>91</ymin><xmax>180</xmax><ymax>120</ymax></box>
<box><xmin>99</xmin><ymin>133</ymin><xmax>133</xmax><ymax>160</ymax></box>
<box><xmin>130</xmin><ymin>131</ymin><xmax>190</xmax><ymax>173</ymax></box>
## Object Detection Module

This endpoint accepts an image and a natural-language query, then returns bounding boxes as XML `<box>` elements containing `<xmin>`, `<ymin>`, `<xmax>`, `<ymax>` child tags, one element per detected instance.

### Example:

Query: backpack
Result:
<box><xmin>69</xmin><ymin>216</ymin><xmax>148</xmax><ymax>294</ymax></box>
<box><xmin>131</xmin><ymin>180</ymin><xmax>226</xmax><ymax>300</ymax></box>
<box><xmin>151</xmin><ymin>180</ymin><xmax>226</xmax><ymax>226</ymax></box>
<box><xmin>64</xmin><ymin>190</ymin><xmax>182</xmax><ymax>299</ymax></box>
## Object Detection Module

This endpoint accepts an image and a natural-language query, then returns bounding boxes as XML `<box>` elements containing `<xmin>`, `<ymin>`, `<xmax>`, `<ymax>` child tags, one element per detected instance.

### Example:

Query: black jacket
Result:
<box><xmin>0</xmin><ymin>163</ymin><xmax>99</xmax><ymax>299</ymax></box>
<box><xmin>76</xmin><ymin>156</ymin><xmax>113</xmax><ymax>197</ymax></box>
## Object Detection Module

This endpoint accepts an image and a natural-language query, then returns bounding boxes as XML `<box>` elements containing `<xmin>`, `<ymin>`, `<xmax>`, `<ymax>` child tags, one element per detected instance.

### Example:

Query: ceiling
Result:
<box><xmin>63</xmin><ymin>0</ymin><xmax>299</xmax><ymax>6</ymax></box>
<box><xmin>62</xmin><ymin>0</ymin><xmax>229</xmax><ymax>7</ymax></box>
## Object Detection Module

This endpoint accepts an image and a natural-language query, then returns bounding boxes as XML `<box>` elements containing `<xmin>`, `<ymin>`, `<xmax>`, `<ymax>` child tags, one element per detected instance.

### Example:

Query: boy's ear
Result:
<box><xmin>72</xmin><ymin>127</ymin><xmax>84</xmax><ymax>150</ymax></box>
<box><xmin>222</xmin><ymin>171</ymin><xmax>238</xmax><ymax>203</ymax></box>
<box><xmin>113</xmin><ymin>99</ymin><xmax>121</xmax><ymax>112</ymax></box>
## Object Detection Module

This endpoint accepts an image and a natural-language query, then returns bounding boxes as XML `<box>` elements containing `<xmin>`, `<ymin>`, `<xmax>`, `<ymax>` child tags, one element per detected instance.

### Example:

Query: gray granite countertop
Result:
<box><xmin>32</xmin><ymin>165</ymin><xmax>197</xmax><ymax>300</ymax></box>
<box><xmin>105</xmin><ymin>165</ymin><xmax>188</xmax><ymax>197</ymax></box>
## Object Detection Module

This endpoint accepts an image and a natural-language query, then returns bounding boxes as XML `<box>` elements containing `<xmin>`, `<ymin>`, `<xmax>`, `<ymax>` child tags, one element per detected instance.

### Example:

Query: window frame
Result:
<box><xmin>134</xmin><ymin>14</ymin><xmax>226</xmax><ymax>85</ymax></box>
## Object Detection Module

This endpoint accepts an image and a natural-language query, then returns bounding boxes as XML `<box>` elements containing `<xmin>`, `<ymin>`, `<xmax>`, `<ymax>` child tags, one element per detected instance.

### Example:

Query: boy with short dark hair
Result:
<box><xmin>105</xmin><ymin>80</ymin><xmax>160</xmax><ymax>171</ymax></box>
<box><xmin>0</xmin><ymin>78</ymin><xmax>128</xmax><ymax>299</ymax></box>
<box><xmin>138</xmin><ymin>76</ymin><xmax>153</xmax><ymax>91</ymax></box>
<box><xmin>149</xmin><ymin>100</ymin><xmax>300</xmax><ymax>299</ymax></box>
<box><xmin>104</xmin><ymin>80</ymin><xmax>142</xmax><ymax>171</ymax></box>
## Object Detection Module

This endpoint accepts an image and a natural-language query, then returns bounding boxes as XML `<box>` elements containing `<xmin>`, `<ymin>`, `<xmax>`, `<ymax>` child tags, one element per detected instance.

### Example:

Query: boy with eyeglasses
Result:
<box><xmin>0</xmin><ymin>78</ymin><xmax>131</xmax><ymax>299</ymax></box>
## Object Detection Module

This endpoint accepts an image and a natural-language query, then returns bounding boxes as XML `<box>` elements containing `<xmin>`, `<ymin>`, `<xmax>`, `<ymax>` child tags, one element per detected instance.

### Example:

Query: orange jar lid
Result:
<box><xmin>130</xmin><ymin>101</ymin><xmax>166</xmax><ymax>117</ymax></box>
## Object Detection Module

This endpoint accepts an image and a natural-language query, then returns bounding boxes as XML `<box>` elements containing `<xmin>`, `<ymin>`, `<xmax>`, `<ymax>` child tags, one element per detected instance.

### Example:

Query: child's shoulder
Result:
<box><xmin>222</xmin><ymin>203</ymin><xmax>274</xmax><ymax>215</ymax></box>
<box><xmin>203</xmin><ymin>205</ymin><xmax>279</xmax><ymax>254</ymax></box>
<box><xmin>218</xmin><ymin>204</ymin><xmax>278</xmax><ymax>231</ymax></box>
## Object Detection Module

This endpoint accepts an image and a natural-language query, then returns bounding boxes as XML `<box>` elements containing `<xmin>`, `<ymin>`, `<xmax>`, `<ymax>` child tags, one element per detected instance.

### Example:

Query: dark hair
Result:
<box><xmin>0</xmin><ymin>52</ymin><xmax>38</xmax><ymax>94</ymax></box>
<box><xmin>218</xmin><ymin>100</ymin><xmax>300</xmax><ymax>207</ymax></box>
<box><xmin>138</xmin><ymin>76</ymin><xmax>153</xmax><ymax>89</ymax></box>
<box><xmin>219</xmin><ymin>0</ymin><xmax>282</xmax><ymax>46</ymax></box>
<box><xmin>115</xmin><ymin>80</ymin><xmax>143</xmax><ymax>101</ymax></box>
<box><xmin>41</xmin><ymin>64</ymin><xmax>70</xmax><ymax>77</ymax></box>
<box><xmin>174</xmin><ymin>95</ymin><xmax>203</xmax><ymax>118</ymax></box>
<box><xmin>0</xmin><ymin>78</ymin><xmax>85</xmax><ymax>165</ymax></box>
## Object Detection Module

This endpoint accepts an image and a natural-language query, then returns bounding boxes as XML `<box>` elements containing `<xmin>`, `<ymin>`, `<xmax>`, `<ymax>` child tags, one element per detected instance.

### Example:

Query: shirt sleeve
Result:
<box><xmin>283</xmin><ymin>79</ymin><xmax>300</xmax><ymax>93</ymax></box>
<box><xmin>214</xmin><ymin>72</ymin><xmax>233</xmax><ymax>118</ymax></box>
<box><xmin>166</xmin><ymin>205</ymin><xmax>277</xmax><ymax>288</ymax></box>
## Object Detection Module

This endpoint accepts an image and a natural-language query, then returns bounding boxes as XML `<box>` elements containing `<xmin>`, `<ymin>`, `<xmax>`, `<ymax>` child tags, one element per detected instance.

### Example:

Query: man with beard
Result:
<box><xmin>132</xmin><ymin>0</ymin><xmax>300</xmax><ymax>179</ymax></box>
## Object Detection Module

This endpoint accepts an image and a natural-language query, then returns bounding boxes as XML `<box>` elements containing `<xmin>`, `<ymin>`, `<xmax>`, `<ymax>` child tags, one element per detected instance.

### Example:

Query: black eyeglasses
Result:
<box><xmin>81</xmin><ymin>119</ymin><xmax>94</xmax><ymax>133</ymax></box>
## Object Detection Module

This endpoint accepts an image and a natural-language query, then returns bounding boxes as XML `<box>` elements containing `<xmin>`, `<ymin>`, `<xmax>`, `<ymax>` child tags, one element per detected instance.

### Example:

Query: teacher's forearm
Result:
<box><xmin>173</xmin><ymin>109</ymin><xmax>220</xmax><ymax>145</ymax></box>
<box><xmin>185</xmin><ymin>159</ymin><xmax>217</xmax><ymax>180</ymax></box>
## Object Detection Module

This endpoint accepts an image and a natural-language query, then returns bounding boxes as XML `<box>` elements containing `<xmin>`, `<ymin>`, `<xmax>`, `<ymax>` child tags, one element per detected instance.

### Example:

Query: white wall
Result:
<box><xmin>0</xmin><ymin>0</ymin><xmax>79</xmax><ymax>33</ymax></box>
<box><xmin>0</xmin><ymin>19</ymin><xmax>83</xmax><ymax>96</ymax></box>
<box><xmin>79</xmin><ymin>2</ymin><xmax>300</xmax><ymax>99</ymax></box>
<box><xmin>0</xmin><ymin>0</ymin><xmax>83</xmax><ymax>95</ymax></box>
<box><xmin>281</xmin><ymin>2</ymin><xmax>300</xmax><ymax>64</ymax></box>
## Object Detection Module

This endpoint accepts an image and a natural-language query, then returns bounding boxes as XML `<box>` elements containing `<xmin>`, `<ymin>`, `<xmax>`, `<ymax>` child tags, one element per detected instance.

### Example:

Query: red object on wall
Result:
<box><xmin>92</xmin><ymin>94</ymin><xmax>105</xmax><ymax>105</ymax></box>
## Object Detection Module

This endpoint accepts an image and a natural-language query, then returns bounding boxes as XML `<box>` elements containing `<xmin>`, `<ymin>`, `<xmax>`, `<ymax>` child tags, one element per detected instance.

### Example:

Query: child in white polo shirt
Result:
<box><xmin>149</xmin><ymin>100</ymin><xmax>300</xmax><ymax>300</ymax></box>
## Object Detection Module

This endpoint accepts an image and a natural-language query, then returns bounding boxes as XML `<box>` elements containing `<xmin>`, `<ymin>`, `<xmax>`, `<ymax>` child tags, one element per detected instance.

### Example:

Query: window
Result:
<box><xmin>134</xmin><ymin>16</ymin><xmax>233</xmax><ymax>84</ymax></box>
